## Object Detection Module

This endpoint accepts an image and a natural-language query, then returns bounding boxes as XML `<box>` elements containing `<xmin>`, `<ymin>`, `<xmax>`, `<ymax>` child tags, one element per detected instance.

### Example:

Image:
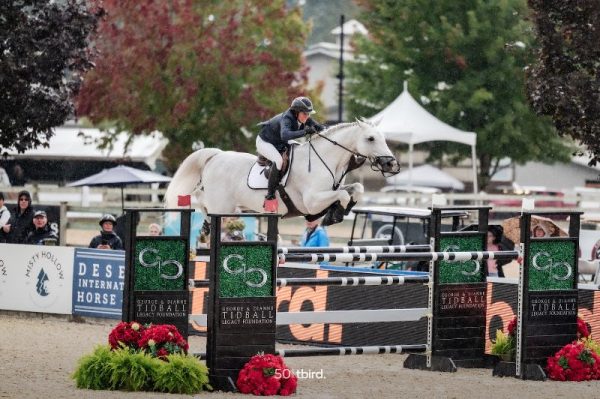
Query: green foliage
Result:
<box><xmin>348</xmin><ymin>0</ymin><xmax>572</xmax><ymax>189</ymax></box>
<box><xmin>77</xmin><ymin>1</ymin><xmax>315</xmax><ymax>171</ymax></box>
<box><xmin>72</xmin><ymin>345</ymin><xmax>114</xmax><ymax>390</ymax></box>
<box><xmin>107</xmin><ymin>349</ymin><xmax>160</xmax><ymax>391</ymax></box>
<box><xmin>0</xmin><ymin>1</ymin><xmax>101</xmax><ymax>155</ymax></box>
<box><xmin>582</xmin><ymin>338</ymin><xmax>600</xmax><ymax>356</ymax></box>
<box><xmin>154</xmin><ymin>354</ymin><xmax>212</xmax><ymax>394</ymax></box>
<box><xmin>72</xmin><ymin>347</ymin><xmax>210</xmax><ymax>394</ymax></box>
<box><xmin>491</xmin><ymin>329</ymin><xmax>515</xmax><ymax>356</ymax></box>
<box><xmin>526</xmin><ymin>1</ymin><xmax>600</xmax><ymax>167</ymax></box>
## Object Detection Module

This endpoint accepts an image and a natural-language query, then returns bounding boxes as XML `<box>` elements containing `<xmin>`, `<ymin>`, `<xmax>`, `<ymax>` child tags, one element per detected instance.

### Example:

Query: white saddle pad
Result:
<box><xmin>247</xmin><ymin>145</ymin><xmax>295</xmax><ymax>190</ymax></box>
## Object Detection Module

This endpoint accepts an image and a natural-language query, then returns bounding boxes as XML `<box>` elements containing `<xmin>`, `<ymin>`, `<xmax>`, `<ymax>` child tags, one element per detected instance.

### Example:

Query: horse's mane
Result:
<box><xmin>310</xmin><ymin>118</ymin><xmax>374</xmax><ymax>141</ymax></box>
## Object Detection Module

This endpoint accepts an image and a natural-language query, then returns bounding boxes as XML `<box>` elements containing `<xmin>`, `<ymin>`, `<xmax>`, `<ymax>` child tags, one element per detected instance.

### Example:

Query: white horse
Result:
<box><xmin>165</xmin><ymin>119</ymin><xmax>399</xmax><ymax>221</ymax></box>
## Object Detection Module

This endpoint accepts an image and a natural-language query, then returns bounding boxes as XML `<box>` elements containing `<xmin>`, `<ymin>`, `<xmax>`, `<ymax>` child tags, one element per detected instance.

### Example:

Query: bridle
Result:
<box><xmin>307</xmin><ymin>131</ymin><xmax>399</xmax><ymax>190</ymax></box>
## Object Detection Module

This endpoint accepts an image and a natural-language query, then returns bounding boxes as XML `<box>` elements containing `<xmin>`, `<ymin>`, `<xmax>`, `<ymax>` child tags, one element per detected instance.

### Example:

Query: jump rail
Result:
<box><xmin>278</xmin><ymin>244</ymin><xmax>432</xmax><ymax>254</ymax></box>
<box><xmin>278</xmin><ymin>250</ymin><xmax>520</xmax><ymax>264</ymax></box>
<box><xmin>190</xmin><ymin>275</ymin><xmax>430</xmax><ymax>288</ymax></box>
<box><xmin>194</xmin><ymin>344</ymin><xmax>428</xmax><ymax>360</ymax></box>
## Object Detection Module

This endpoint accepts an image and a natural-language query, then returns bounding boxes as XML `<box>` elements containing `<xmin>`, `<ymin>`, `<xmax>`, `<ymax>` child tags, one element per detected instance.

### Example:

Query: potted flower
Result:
<box><xmin>73</xmin><ymin>321</ymin><xmax>210</xmax><ymax>394</ymax></box>
<box><xmin>236</xmin><ymin>353</ymin><xmax>297</xmax><ymax>396</ymax></box>
<box><xmin>491</xmin><ymin>329</ymin><xmax>515</xmax><ymax>362</ymax></box>
<box><xmin>108</xmin><ymin>321</ymin><xmax>145</xmax><ymax>350</ymax></box>
<box><xmin>138</xmin><ymin>324</ymin><xmax>189</xmax><ymax>360</ymax></box>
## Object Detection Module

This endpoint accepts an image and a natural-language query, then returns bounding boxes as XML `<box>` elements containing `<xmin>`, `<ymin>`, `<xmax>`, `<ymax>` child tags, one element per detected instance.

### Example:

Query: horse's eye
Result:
<box><xmin>367</xmin><ymin>136</ymin><xmax>375</xmax><ymax>142</ymax></box>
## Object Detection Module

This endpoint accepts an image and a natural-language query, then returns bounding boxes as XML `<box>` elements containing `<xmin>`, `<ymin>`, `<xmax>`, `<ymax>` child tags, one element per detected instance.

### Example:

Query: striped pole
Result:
<box><xmin>190</xmin><ymin>275</ymin><xmax>429</xmax><ymax>289</ymax></box>
<box><xmin>278</xmin><ymin>250</ymin><xmax>520</xmax><ymax>264</ymax></box>
<box><xmin>278</xmin><ymin>244</ymin><xmax>432</xmax><ymax>254</ymax></box>
<box><xmin>194</xmin><ymin>344</ymin><xmax>427</xmax><ymax>360</ymax></box>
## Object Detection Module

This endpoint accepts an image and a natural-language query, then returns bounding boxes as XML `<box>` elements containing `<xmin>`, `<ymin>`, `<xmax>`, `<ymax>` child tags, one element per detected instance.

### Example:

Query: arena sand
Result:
<box><xmin>1</xmin><ymin>313</ymin><xmax>600</xmax><ymax>399</ymax></box>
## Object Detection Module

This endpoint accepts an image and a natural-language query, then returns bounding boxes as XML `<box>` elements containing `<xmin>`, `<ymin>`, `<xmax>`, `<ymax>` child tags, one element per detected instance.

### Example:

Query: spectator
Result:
<box><xmin>11</xmin><ymin>164</ymin><xmax>27</xmax><ymax>186</ymax></box>
<box><xmin>4</xmin><ymin>190</ymin><xmax>34</xmax><ymax>244</ymax></box>
<box><xmin>25</xmin><ymin>210</ymin><xmax>58</xmax><ymax>245</ymax></box>
<box><xmin>487</xmin><ymin>225</ymin><xmax>514</xmax><ymax>278</ymax></box>
<box><xmin>591</xmin><ymin>239</ymin><xmax>600</xmax><ymax>261</ymax></box>
<box><xmin>89</xmin><ymin>214</ymin><xmax>124</xmax><ymax>250</ymax></box>
<box><xmin>300</xmin><ymin>218</ymin><xmax>329</xmax><ymax>248</ymax></box>
<box><xmin>532</xmin><ymin>225</ymin><xmax>547</xmax><ymax>238</ymax></box>
<box><xmin>148</xmin><ymin>223</ymin><xmax>162</xmax><ymax>236</ymax></box>
<box><xmin>0</xmin><ymin>192</ymin><xmax>10</xmax><ymax>243</ymax></box>
<box><xmin>222</xmin><ymin>218</ymin><xmax>245</xmax><ymax>242</ymax></box>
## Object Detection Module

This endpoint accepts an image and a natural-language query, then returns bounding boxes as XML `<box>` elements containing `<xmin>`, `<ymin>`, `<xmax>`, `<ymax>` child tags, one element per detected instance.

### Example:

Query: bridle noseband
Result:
<box><xmin>307</xmin><ymin>131</ymin><xmax>399</xmax><ymax>189</ymax></box>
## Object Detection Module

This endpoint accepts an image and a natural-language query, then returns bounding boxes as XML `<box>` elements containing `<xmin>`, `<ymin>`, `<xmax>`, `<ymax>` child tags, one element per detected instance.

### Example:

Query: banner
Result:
<box><xmin>0</xmin><ymin>243</ymin><xmax>74</xmax><ymax>314</ymax></box>
<box><xmin>72</xmin><ymin>248</ymin><xmax>125</xmax><ymax>318</ymax></box>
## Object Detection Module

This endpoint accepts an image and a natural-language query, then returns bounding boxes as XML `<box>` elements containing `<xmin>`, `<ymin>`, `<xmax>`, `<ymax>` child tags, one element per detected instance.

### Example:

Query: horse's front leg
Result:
<box><xmin>339</xmin><ymin>182</ymin><xmax>364</xmax><ymax>204</ymax></box>
<box><xmin>303</xmin><ymin>189</ymin><xmax>351</xmax><ymax>215</ymax></box>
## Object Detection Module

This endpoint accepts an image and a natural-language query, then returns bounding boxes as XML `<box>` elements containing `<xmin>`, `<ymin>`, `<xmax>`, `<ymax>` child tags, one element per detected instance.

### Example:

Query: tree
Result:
<box><xmin>347</xmin><ymin>0</ymin><xmax>572</xmax><ymax>189</ymax></box>
<box><xmin>526</xmin><ymin>1</ymin><xmax>600</xmax><ymax>166</ymax></box>
<box><xmin>0</xmin><ymin>0</ymin><xmax>101</xmax><ymax>155</ymax></box>
<box><xmin>77</xmin><ymin>1</ymin><xmax>312</xmax><ymax>171</ymax></box>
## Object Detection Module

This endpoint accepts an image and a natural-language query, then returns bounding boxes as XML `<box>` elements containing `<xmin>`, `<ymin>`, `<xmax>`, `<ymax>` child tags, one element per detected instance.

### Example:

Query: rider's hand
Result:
<box><xmin>304</xmin><ymin>126</ymin><xmax>316</xmax><ymax>135</ymax></box>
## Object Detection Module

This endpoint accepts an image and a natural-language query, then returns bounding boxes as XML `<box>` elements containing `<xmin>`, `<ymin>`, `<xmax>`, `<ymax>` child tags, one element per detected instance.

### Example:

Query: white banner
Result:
<box><xmin>0</xmin><ymin>243</ymin><xmax>74</xmax><ymax>314</ymax></box>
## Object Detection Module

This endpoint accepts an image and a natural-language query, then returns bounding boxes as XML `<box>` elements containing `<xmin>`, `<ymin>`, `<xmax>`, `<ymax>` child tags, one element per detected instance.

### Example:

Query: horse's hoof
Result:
<box><xmin>263</xmin><ymin>198</ymin><xmax>279</xmax><ymax>213</ymax></box>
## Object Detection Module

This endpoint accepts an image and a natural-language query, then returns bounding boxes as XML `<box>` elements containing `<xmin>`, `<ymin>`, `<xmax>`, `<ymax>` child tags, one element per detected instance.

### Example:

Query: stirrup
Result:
<box><xmin>263</xmin><ymin>198</ymin><xmax>279</xmax><ymax>213</ymax></box>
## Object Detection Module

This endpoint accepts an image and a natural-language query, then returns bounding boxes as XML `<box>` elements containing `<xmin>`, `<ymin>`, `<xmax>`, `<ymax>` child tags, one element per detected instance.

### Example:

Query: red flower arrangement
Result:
<box><xmin>108</xmin><ymin>321</ymin><xmax>145</xmax><ymax>350</ymax></box>
<box><xmin>547</xmin><ymin>341</ymin><xmax>600</xmax><ymax>381</ymax></box>
<box><xmin>137</xmin><ymin>324</ymin><xmax>189</xmax><ymax>360</ymax></box>
<box><xmin>236</xmin><ymin>353</ymin><xmax>297</xmax><ymax>396</ymax></box>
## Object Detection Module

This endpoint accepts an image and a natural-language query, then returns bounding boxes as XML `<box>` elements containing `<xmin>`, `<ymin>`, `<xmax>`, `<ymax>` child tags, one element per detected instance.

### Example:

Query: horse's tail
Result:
<box><xmin>165</xmin><ymin>148</ymin><xmax>222</xmax><ymax>208</ymax></box>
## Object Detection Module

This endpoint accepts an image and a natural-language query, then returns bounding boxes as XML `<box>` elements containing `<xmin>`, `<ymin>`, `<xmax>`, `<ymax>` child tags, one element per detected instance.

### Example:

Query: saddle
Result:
<box><xmin>247</xmin><ymin>145</ymin><xmax>295</xmax><ymax>190</ymax></box>
<box><xmin>256</xmin><ymin>147</ymin><xmax>291</xmax><ymax>179</ymax></box>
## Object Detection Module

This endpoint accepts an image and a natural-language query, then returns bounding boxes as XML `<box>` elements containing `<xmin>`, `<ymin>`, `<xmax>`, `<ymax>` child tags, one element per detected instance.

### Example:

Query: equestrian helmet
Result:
<box><xmin>99</xmin><ymin>214</ymin><xmax>117</xmax><ymax>226</ymax></box>
<box><xmin>290</xmin><ymin>96</ymin><xmax>315</xmax><ymax>114</ymax></box>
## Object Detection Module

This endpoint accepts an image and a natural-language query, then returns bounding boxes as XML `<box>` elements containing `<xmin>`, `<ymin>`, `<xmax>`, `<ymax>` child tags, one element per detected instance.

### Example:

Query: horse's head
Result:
<box><xmin>354</xmin><ymin>118</ymin><xmax>400</xmax><ymax>175</ymax></box>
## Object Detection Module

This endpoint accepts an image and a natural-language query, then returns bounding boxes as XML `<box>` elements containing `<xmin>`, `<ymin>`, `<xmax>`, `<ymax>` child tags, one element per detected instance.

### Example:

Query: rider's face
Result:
<box><xmin>297</xmin><ymin>111</ymin><xmax>309</xmax><ymax>124</ymax></box>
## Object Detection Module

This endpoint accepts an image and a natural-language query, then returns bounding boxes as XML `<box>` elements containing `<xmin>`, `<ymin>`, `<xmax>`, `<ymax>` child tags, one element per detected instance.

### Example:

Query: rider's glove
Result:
<box><xmin>304</xmin><ymin>126</ymin><xmax>316</xmax><ymax>136</ymax></box>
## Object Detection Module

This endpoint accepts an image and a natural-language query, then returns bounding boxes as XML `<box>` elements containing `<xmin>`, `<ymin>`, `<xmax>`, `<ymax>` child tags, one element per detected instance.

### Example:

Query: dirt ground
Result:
<box><xmin>2</xmin><ymin>313</ymin><xmax>600</xmax><ymax>399</ymax></box>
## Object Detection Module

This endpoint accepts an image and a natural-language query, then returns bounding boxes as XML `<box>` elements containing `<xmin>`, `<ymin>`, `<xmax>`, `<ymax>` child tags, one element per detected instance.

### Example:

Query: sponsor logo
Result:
<box><xmin>25</xmin><ymin>249</ymin><xmax>66</xmax><ymax>308</ymax></box>
<box><xmin>443</xmin><ymin>244</ymin><xmax>480</xmax><ymax>276</ymax></box>
<box><xmin>532</xmin><ymin>251</ymin><xmax>572</xmax><ymax>281</ymax></box>
<box><xmin>138</xmin><ymin>247</ymin><xmax>183</xmax><ymax>280</ymax></box>
<box><xmin>223</xmin><ymin>254</ymin><xmax>267</xmax><ymax>288</ymax></box>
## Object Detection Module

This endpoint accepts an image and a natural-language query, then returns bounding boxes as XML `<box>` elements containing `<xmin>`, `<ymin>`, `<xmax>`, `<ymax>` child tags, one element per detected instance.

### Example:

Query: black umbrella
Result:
<box><xmin>67</xmin><ymin>165</ymin><xmax>172</xmax><ymax>210</ymax></box>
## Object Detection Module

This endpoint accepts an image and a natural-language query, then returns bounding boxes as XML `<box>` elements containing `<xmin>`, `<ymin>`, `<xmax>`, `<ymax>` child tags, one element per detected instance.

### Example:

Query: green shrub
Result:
<box><xmin>154</xmin><ymin>354</ymin><xmax>212</xmax><ymax>394</ymax></box>
<box><xmin>107</xmin><ymin>349</ymin><xmax>160</xmax><ymax>391</ymax></box>
<box><xmin>491</xmin><ymin>329</ymin><xmax>515</xmax><ymax>356</ymax></box>
<box><xmin>72</xmin><ymin>345</ymin><xmax>114</xmax><ymax>390</ymax></box>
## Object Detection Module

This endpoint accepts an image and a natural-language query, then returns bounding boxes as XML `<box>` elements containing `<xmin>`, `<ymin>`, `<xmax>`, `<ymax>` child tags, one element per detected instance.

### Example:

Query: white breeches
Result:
<box><xmin>256</xmin><ymin>136</ymin><xmax>283</xmax><ymax>170</ymax></box>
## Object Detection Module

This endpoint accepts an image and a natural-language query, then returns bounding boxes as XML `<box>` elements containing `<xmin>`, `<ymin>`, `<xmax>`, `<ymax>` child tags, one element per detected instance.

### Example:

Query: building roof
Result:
<box><xmin>304</xmin><ymin>41</ymin><xmax>354</xmax><ymax>60</ymax></box>
<box><xmin>6</xmin><ymin>123</ymin><xmax>167</xmax><ymax>168</ymax></box>
<box><xmin>330</xmin><ymin>19</ymin><xmax>368</xmax><ymax>36</ymax></box>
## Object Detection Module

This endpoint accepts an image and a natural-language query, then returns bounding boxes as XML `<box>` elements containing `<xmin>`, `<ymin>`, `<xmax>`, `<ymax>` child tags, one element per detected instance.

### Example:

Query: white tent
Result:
<box><xmin>384</xmin><ymin>164</ymin><xmax>465</xmax><ymax>191</ymax></box>
<box><xmin>6</xmin><ymin>123</ymin><xmax>168</xmax><ymax>169</ymax></box>
<box><xmin>370</xmin><ymin>82</ymin><xmax>478</xmax><ymax>193</ymax></box>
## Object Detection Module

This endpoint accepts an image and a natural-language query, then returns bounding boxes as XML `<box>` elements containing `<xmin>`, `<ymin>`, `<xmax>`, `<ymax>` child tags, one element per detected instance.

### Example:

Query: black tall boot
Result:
<box><xmin>264</xmin><ymin>165</ymin><xmax>281</xmax><ymax>212</ymax></box>
<box><xmin>266</xmin><ymin>165</ymin><xmax>281</xmax><ymax>200</ymax></box>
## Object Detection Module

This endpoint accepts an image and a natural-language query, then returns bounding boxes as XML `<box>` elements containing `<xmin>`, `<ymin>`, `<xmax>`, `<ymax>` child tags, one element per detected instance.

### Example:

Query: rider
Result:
<box><xmin>256</xmin><ymin>96</ymin><xmax>326</xmax><ymax>212</ymax></box>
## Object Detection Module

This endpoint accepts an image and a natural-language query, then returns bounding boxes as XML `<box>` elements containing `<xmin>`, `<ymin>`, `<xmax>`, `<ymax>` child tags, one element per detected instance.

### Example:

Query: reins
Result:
<box><xmin>307</xmin><ymin>130</ymin><xmax>397</xmax><ymax>189</ymax></box>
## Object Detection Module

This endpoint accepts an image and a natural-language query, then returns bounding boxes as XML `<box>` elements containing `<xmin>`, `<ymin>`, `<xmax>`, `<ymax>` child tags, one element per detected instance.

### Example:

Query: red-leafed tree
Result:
<box><xmin>77</xmin><ymin>1</ymin><xmax>313</xmax><ymax>170</ymax></box>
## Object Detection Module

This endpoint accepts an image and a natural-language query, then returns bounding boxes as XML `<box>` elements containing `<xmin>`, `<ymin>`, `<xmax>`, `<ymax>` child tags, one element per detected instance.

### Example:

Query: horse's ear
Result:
<box><xmin>356</xmin><ymin>117</ymin><xmax>376</xmax><ymax>128</ymax></box>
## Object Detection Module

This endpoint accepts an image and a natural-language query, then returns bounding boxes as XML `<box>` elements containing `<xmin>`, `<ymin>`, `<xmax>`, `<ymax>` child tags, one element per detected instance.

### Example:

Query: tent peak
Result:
<box><xmin>403</xmin><ymin>81</ymin><xmax>408</xmax><ymax>92</ymax></box>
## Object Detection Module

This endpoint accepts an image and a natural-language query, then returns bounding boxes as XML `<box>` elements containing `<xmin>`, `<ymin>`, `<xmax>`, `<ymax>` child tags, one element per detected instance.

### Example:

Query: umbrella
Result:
<box><xmin>67</xmin><ymin>165</ymin><xmax>172</xmax><ymax>210</ymax></box>
<box><xmin>501</xmin><ymin>215</ymin><xmax>568</xmax><ymax>244</ymax></box>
